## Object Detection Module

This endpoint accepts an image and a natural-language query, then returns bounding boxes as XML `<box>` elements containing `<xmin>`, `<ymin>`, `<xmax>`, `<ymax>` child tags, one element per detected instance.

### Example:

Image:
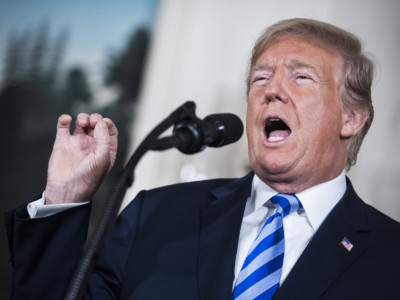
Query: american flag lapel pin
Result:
<box><xmin>340</xmin><ymin>237</ymin><xmax>354</xmax><ymax>252</ymax></box>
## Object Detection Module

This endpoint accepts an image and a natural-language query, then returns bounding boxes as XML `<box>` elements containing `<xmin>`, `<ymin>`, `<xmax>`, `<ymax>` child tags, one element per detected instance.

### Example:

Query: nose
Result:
<box><xmin>264</xmin><ymin>72</ymin><xmax>288</xmax><ymax>103</ymax></box>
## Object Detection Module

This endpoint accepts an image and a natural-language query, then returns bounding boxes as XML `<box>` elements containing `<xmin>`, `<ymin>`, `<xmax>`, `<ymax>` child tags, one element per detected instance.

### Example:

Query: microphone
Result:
<box><xmin>150</xmin><ymin>113</ymin><xmax>244</xmax><ymax>154</ymax></box>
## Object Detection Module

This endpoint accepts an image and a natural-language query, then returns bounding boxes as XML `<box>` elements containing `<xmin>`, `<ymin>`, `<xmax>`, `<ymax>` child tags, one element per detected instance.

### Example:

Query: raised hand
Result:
<box><xmin>45</xmin><ymin>113</ymin><xmax>118</xmax><ymax>204</ymax></box>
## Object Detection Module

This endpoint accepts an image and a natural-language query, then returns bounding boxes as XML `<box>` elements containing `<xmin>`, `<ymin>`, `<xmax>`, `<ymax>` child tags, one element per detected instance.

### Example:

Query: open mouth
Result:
<box><xmin>264</xmin><ymin>118</ymin><xmax>291</xmax><ymax>142</ymax></box>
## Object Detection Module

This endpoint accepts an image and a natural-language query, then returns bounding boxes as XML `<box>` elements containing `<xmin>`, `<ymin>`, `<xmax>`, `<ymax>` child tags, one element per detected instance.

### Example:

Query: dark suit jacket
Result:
<box><xmin>5</xmin><ymin>172</ymin><xmax>400</xmax><ymax>299</ymax></box>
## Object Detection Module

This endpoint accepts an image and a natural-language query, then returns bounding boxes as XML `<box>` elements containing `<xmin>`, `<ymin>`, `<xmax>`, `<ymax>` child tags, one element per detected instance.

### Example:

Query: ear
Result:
<box><xmin>341</xmin><ymin>109</ymin><xmax>368</xmax><ymax>138</ymax></box>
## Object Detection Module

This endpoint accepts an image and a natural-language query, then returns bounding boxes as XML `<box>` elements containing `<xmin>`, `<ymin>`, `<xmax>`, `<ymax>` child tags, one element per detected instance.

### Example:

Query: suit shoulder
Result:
<box><xmin>122</xmin><ymin>172</ymin><xmax>252</xmax><ymax>216</ymax></box>
<box><xmin>364</xmin><ymin>202</ymin><xmax>400</xmax><ymax>231</ymax></box>
<box><xmin>346</xmin><ymin>178</ymin><xmax>400</xmax><ymax>233</ymax></box>
<box><xmin>144</xmin><ymin>171</ymin><xmax>254</xmax><ymax>199</ymax></box>
<box><xmin>148</xmin><ymin>177</ymin><xmax>235</xmax><ymax>194</ymax></box>
<box><xmin>359</xmin><ymin>202</ymin><xmax>400</xmax><ymax>253</ymax></box>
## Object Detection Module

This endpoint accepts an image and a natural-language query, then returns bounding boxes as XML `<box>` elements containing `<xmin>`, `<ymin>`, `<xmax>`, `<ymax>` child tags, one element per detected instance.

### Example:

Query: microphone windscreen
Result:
<box><xmin>204</xmin><ymin>113</ymin><xmax>244</xmax><ymax>147</ymax></box>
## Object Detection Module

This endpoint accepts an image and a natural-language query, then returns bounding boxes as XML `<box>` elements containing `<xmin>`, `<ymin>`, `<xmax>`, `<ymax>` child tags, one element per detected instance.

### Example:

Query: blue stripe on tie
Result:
<box><xmin>236</xmin><ymin>238</ymin><xmax>285</xmax><ymax>286</ymax></box>
<box><xmin>251</xmin><ymin>214</ymin><xmax>281</xmax><ymax>248</ymax></box>
<box><xmin>285</xmin><ymin>194</ymin><xmax>302</xmax><ymax>216</ymax></box>
<box><xmin>233</xmin><ymin>194</ymin><xmax>302</xmax><ymax>300</ymax></box>
<box><xmin>233</xmin><ymin>253</ymin><xmax>284</xmax><ymax>298</ymax></box>
<box><xmin>271</xmin><ymin>195</ymin><xmax>291</xmax><ymax>217</ymax></box>
<box><xmin>253</xmin><ymin>282</ymin><xmax>280</xmax><ymax>300</ymax></box>
<box><xmin>235</xmin><ymin>269</ymin><xmax>282</xmax><ymax>300</ymax></box>
<box><xmin>241</xmin><ymin>225</ymin><xmax>284</xmax><ymax>270</ymax></box>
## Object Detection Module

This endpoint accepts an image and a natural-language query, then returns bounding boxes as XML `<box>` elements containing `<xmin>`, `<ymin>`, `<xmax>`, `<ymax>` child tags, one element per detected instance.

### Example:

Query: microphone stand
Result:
<box><xmin>64</xmin><ymin>101</ymin><xmax>197</xmax><ymax>300</ymax></box>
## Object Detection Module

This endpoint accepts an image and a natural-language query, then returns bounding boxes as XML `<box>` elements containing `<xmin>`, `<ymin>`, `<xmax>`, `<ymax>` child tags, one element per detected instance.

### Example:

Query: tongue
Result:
<box><xmin>269</xmin><ymin>130</ymin><xmax>291</xmax><ymax>138</ymax></box>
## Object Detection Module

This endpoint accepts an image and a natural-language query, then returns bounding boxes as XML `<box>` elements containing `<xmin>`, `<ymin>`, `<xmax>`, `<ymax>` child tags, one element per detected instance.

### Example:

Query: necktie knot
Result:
<box><xmin>270</xmin><ymin>193</ymin><xmax>302</xmax><ymax>218</ymax></box>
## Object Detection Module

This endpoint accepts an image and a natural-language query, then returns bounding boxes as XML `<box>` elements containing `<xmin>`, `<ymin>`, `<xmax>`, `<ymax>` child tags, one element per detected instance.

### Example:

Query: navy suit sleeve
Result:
<box><xmin>4</xmin><ymin>191</ymin><xmax>144</xmax><ymax>300</ymax></box>
<box><xmin>4</xmin><ymin>200</ymin><xmax>91</xmax><ymax>300</ymax></box>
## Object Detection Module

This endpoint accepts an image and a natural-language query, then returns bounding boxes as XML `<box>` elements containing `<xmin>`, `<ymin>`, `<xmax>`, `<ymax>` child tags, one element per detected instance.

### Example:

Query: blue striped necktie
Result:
<box><xmin>233</xmin><ymin>194</ymin><xmax>303</xmax><ymax>300</ymax></box>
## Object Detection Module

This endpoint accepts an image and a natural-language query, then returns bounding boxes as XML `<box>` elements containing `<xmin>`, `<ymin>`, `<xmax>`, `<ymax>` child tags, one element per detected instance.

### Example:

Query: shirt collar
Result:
<box><xmin>249</xmin><ymin>171</ymin><xmax>347</xmax><ymax>230</ymax></box>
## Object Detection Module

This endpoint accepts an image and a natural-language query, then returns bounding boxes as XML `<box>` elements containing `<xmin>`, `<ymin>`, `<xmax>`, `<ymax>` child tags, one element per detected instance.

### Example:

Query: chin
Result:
<box><xmin>251</xmin><ymin>156</ymin><xmax>291</xmax><ymax>178</ymax></box>
<box><xmin>253</xmin><ymin>165</ymin><xmax>301</xmax><ymax>193</ymax></box>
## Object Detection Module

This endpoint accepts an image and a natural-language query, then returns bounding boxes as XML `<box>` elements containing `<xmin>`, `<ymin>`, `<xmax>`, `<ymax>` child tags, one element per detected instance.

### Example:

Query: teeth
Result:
<box><xmin>268</xmin><ymin>136</ymin><xmax>284</xmax><ymax>142</ymax></box>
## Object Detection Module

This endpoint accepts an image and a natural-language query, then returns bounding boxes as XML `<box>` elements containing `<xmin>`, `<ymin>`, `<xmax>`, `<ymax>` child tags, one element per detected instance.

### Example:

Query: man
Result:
<box><xmin>5</xmin><ymin>18</ymin><xmax>400</xmax><ymax>299</ymax></box>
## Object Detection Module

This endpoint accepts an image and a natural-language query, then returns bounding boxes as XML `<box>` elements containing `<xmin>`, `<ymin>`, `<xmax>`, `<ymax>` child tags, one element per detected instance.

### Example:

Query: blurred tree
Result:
<box><xmin>105</xmin><ymin>27</ymin><xmax>150</xmax><ymax>103</ymax></box>
<box><xmin>60</xmin><ymin>66</ymin><xmax>92</xmax><ymax>116</ymax></box>
<box><xmin>2</xmin><ymin>30</ymin><xmax>29</xmax><ymax>86</ymax></box>
<box><xmin>0</xmin><ymin>21</ymin><xmax>68</xmax><ymax>299</ymax></box>
<box><xmin>29</xmin><ymin>21</ymin><xmax>49</xmax><ymax>82</ymax></box>
<box><xmin>1</xmin><ymin>20</ymin><xmax>68</xmax><ymax>91</ymax></box>
<box><xmin>104</xmin><ymin>27</ymin><xmax>150</xmax><ymax>168</ymax></box>
<box><xmin>46</xmin><ymin>27</ymin><xmax>68</xmax><ymax>89</ymax></box>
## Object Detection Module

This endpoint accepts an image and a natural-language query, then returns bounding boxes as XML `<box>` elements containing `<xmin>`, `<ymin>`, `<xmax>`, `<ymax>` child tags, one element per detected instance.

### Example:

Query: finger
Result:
<box><xmin>102</xmin><ymin>118</ymin><xmax>118</xmax><ymax>170</ymax></box>
<box><xmin>93</xmin><ymin>120</ymin><xmax>111</xmax><ymax>163</ymax></box>
<box><xmin>89</xmin><ymin>113</ymin><xmax>103</xmax><ymax>129</ymax></box>
<box><xmin>56</xmin><ymin>114</ymin><xmax>73</xmax><ymax>137</ymax></box>
<box><xmin>74</xmin><ymin>113</ymin><xmax>90</xmax><ymax>135</ymax></box>
<box><xmin>103</xmin><ymin>118</ymin><xmax>118</xmax><ymax>137</ymax></box>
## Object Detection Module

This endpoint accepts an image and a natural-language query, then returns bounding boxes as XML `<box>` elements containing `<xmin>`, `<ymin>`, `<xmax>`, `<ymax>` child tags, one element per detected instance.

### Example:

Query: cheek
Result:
<box><xmin>246</xmin><ymin>101</ymin><xmax>259</xmax><ymax>133</ymax></box>
<box><xmin>245</xmin><ymin>106</ymin><xmax>262</xmax><ymax>159</ymax></box>
<box><xmin>307</xmin><ymin>106</ymin><xmax>343</xmax><ymax>148</ymax></box>
<box><xmin>245</xmin><ymin>118</ymin><xmax>257</xmax><ymax>151</ymax></box>
<box><xmin>247</xmin><ymin>88</ymin><xmax>266</xmax><ymax>109</ymax></box>
<box><xmin>301</xmin><ymin>87</ymin><xmax>342</xmax><ymax>127</ymax></box>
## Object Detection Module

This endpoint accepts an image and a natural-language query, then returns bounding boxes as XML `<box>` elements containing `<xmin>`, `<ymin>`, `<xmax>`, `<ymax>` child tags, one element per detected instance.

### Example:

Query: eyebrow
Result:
<box><xmin>286</xmin><ymin>59</ymin><xmax>318</xmax><ymax>74</ymax></box>
<box><xmin>251</xmin><ymin>63</ymin><xmax>273</xmax><ymax>73</ymax></box>
<box><xmin>251</xmin><ymin>59</ymin><xmax>319</xmax><ymax>74</ymax></box>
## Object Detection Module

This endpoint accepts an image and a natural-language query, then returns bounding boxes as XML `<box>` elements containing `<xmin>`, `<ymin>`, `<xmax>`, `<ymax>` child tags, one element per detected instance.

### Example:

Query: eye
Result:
<box><xmin>294</xmin><ymin>73</ymin><xmax>314</xmax><ymax>84</ymax></box>
<box><xmin>296</xmin><ymin>74</ymin><xmax>310</xmax><ymax>80</ymax></box>
<box><xmin>251</xmin><ymin>73</ymin><xmax>271</xmax><ymax>86</ymax></box>
<box><xmin>255</xmin><ymin>76</ymin><xmax>267</xmax><ymax>82</ymax></box>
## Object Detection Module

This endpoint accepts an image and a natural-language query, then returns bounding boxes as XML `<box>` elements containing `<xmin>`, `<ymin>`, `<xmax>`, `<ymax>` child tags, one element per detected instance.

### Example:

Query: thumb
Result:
<box><xmin>94</xmin><ymin>120</ymin><xmax>111</xmax><ymax>158</ymax></box>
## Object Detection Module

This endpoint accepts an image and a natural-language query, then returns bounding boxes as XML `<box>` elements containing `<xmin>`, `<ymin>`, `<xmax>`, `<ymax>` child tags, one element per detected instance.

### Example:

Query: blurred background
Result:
<box><xmin>1</xmin><ymin>0</ymin><xmax>399</xmax><ymax>298</ymax></box>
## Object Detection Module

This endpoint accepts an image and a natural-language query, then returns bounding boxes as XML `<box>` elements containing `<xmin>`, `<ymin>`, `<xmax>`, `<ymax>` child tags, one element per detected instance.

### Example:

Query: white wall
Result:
<box><xmin>122</xmin><ymin>0</ymin><xmax>400</xmax><ymax>221</ymax></box>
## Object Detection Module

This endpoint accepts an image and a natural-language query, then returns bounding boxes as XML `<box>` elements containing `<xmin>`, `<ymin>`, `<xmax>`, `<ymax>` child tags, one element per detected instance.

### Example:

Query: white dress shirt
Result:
<box><xmin>27</xmin><ymin>192</ymin><xmax>87</xmax><ymax>218</ymax></box>
<box><xmin>233</xmin><ymin>171</ymin><xmax>346</xmax><ymax>286</ymax></box>
<box><xmin>29</xmin><ymin>171</ymin><xmax>347</xmax><ymax>288</ymax></box>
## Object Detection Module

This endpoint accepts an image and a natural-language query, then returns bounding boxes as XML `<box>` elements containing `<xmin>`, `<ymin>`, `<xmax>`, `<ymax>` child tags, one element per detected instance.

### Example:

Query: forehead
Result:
<box><xmin>254</xmin><ymin>36</ymin><xmax>344</xmax><ymax>76</ymax></box>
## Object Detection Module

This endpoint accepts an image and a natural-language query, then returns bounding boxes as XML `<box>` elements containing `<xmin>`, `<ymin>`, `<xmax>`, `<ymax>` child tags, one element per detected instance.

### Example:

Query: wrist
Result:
<box><xmin>45</xmin><ymin>180</ymin><xmax>90</xmax><ymax>204</ymax></box>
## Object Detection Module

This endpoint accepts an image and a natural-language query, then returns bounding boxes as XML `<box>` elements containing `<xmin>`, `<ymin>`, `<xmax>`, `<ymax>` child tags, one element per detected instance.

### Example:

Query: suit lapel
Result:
<box><xmin>197</xmin><ymin>172</ymin><xmax>253</xmax><ymax>300</ymax></box>
<box><xmin>274</xmin><ymin>178</ymin><xmax>371</xmax><ymax>299</ymax></box>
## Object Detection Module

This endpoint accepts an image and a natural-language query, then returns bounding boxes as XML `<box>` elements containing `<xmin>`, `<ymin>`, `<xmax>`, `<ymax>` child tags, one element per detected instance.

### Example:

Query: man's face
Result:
<box><xmin>246</xmin><ymin>36</ymin><xmax>349</xmax><ymax>193</ymax></box>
